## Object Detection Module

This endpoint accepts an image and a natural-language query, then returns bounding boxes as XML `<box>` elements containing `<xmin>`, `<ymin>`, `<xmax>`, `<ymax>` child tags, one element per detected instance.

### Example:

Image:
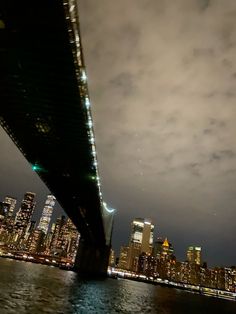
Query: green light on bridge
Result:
<box><xmin>88</xmin><ymin>174</ymin><xmax>96</xmax><ymax>181</ymax></box>
<box><xmin>32</xmin><ymin>164</ymin><xmax>47</xmax><ymax>173</ymax></box>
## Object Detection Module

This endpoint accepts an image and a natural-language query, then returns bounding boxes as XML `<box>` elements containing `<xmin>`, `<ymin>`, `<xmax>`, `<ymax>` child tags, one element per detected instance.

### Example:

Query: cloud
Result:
<box><xmin>79</xmin><ymin>0</ymin><xmax>236</xmax><ymax>265</ymax></box>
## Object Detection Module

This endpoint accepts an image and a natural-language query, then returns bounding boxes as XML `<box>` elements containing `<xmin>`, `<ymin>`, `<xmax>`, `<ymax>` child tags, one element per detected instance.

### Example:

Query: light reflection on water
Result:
<box><xmin>0</xmin><ymin>259</ymin><xmax>236</xmax><ymax>313</ymax></box>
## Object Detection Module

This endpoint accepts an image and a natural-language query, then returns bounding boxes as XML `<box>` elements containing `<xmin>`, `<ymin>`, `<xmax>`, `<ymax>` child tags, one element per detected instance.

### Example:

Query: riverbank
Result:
<box><xmin>1</xmin><ymin>254</ymin><xmax>235</xmax><ymax>302</ymax></box>
<box><xmin>108</xmin><ymin>268</ymin><xmax>236</xmax><ymax>302</ymax></box>
<box><xmin>0</xmin><ymin>252</ymin><xmax>73</xmax><ymax>270</ymax></box>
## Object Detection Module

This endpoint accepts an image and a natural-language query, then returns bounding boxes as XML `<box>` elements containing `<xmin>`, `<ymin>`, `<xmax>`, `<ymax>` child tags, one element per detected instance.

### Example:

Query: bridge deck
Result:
<box><xmin>0</xmin><ymin>0</ymin><xmax>106</xmax><ymax>246</ymax></box>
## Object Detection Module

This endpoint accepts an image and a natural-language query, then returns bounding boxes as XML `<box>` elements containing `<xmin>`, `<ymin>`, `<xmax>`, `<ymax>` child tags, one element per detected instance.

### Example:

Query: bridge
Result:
<box><xmin>0</xmin><ymin>0</ymin><xmax>114</xmax><ymax>276</ymax></box>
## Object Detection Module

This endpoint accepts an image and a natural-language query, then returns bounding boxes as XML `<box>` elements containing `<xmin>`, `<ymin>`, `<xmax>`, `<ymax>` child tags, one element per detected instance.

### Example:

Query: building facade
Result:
<box><xmin>14</xmin><ymin>192</ymin><xmax>36</xmax><ymax>243</ymax></box>
<box><xmin>127</xmin><ymin>218</ymin><xmax>154</xmax><ymax>271</ymax></box>
<box><xmin>37</xmin><ymin>195</ymin><xmax>56</xmax><ymax>234</ymax></box>
<box><xmin>187</xmin><ymin>246</ymin><xmax>201</xmax><ymax>265</ymax></box>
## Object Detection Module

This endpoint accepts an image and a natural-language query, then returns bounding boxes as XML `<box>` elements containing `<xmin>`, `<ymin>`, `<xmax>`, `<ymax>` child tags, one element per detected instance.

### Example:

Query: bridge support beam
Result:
<box><xmin>74</xmin><ymin>239</ymin><xmax>110</xmax><ymax>278</ymax></box>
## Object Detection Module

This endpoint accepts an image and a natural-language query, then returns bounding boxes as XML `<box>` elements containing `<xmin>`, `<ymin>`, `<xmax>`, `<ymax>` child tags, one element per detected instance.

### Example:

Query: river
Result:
<box><xmin>0</xmin><ymin>258</ymin><xmax>235</xmax><ymax>313</ymax></box>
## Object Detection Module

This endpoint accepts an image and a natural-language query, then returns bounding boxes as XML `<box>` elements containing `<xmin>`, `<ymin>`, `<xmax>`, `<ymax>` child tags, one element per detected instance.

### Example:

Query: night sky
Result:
<box><xmin>1</xmin><ymin>0</ymin><xmax>236</xmax><ymax>267</ymax></box>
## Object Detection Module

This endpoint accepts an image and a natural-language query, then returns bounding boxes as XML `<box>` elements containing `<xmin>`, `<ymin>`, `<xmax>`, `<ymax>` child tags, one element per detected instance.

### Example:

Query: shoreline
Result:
<box><xmin>0</xmin><ymin>253</ymin><xmax>73</xmax><ymax>271</ymax></box>
<box><xmin>108</xmin><ymin>268</ymin><xmax>236</xmax><ymax>302</ymax></box>
<box><xmin>1</xmin><ymin>256</ymin><xmax>235</xmax><ymax>302</ymax></box>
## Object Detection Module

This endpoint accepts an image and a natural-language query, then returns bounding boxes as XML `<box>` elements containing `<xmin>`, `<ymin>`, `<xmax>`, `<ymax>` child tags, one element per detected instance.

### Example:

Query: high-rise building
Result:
<box><xmin>130</xmin><ymin>218</ymin><xmax>154</xmax><ymax>253</ymax></box>
<box><xmin>153</xmin><ymin>237</ymin><xmax>175</xmax><ymax>261</ymax></box>
<box><xmin>64</xmin><ymin>219</ymin><xmax>80</xmax><ymax>263</ymax></box>
<box><xmin>27</xmin><ymin>229</ymin><xmax>45</xmax><ymax>254</ymax></box>
<box><xmin>0</xmin><ymin>202</ymin><xmax>9</xmax><ymax>220</ymax></box>
<box><xmin>127</xmin><ymin>218</ymin><xmax>154</xmax><ymax>271</ymax></box>
<box><xmin>14</xmin><ymin>192</ymin><xmax>36</xmax><ymax>241</ymax></box>
<box><xmin>50</xmin><ymin>215</ymin><xmax>66</xmax><ymax>254</ymax></box>
<box><xmin>37</xmin><ymin>195</ymin><xmax>56</xmax><ymax>234</ymax></box>
<box><xmin>57</xmin><ymin>218</ymin><xmax>80</xmax><ymax>261</ymax></box>
<box><xmin>187</xmin><ymin>246</ymin><xmax>201</xmax><ymax>265</ymax></box>
<box><xmin>3</xmin><ymin>196</ymin><xmax>17</xmax><ymax>217</ymax></box>
<box><xmin>153</xmin><ymin>237</ymin><xmax>164</xmax><ymax>257</ymax></box>
<box><xmin>25</xmin><ymin>220</ymin><xmax>36</xmax><ymax>241</ymax></box>
<box><xmin>0</xmin><ymin>196</ymin><xmax>17</xmax><ymax>244</ymax></box>
<box><xmin>119</xmin><ymin>246</ymin><xmax>129</xmax><ymax>270</ymax></box>
<box><xmin>109</xmin><ymin>249</ymin><xmax>116</xmax><ymax>267</ymax></box>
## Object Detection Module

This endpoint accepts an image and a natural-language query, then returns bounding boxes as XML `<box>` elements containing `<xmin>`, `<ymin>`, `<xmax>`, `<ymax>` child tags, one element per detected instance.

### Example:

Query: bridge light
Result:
<box><xmin>87</xmin><ymin>120</ymin><xmax>93</xmax><ymax>128</ymax></box>
<box><xmin>103</xmin><ymin>202</ymin><xmax>115</xmax><ymax>214</ymax></box>
<box><xmin>88</xmin><ymin>175</ymin><xmax>96</xmax><ymax>181</ymax></box>
<box><xmin>69</xmin><ymin>4</ymin><xmax>75</xmax><ymax>13</ymax></box>
<box><xmin>85</xmin><ymin>97</ymin><xmax>90</xmax><ymax>109</ymax></box>
<box><xmin>81</xmin><ymin>70</ymin><xmax>87</xmax><ymax>82</ymax></box>
<box><xmin>32</xmin><ymin>164</ymin><xmax>41</xmax><ymax>171</ymax></box>
<box><xmin>32</xmin><ymin>163</ymin><xmax>47</xmax><ymax>173</ymax></box>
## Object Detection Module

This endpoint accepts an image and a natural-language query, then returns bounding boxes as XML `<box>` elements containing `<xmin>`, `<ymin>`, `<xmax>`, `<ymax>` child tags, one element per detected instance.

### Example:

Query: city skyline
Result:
<box><xmin>0</xmin><ymin>190</ymin><xmax>233</xmax><ymax>270</ymax></box>
<box><xmin>1</xmin><ymin>0</ymin><xmax>236</xmax><ymax>267</ymax></box>
<box><xmin>0</xmin><ymin>191</ymin><xmax>80</xmax><ymax>265</ymax></box>
<box><xmin>1</xmin><ymin>188</ymin><xmax>236</xmax><ymax>298</ymax></box>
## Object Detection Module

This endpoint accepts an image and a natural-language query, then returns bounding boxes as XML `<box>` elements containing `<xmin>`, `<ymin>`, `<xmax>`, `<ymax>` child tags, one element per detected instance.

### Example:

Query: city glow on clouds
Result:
<box><xmin>79</xmin><ymin>0</ymin><xmax>236</xmax><ymax>265</ymax></box>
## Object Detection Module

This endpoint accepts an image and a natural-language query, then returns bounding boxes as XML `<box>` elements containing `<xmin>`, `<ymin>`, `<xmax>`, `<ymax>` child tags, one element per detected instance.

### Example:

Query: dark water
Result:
<box><xmin>0</xmin><ymin>259</ymin><xmax>236</xmax><ymax>314</ymax></box>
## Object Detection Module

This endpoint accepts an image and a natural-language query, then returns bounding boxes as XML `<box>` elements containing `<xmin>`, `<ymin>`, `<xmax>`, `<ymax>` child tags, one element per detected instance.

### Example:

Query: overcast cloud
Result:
<box><xmin>78</xmin><ymin>0</ymin><xmax>236</xmax><ymax>266</ymax></box>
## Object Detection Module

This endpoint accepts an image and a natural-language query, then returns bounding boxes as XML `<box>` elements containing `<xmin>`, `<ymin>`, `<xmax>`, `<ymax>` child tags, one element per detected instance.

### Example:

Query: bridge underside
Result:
<box><xmin>0</xmin><ymin>0</ymin><xmax>110</xmax><ymax>275</ymax></box>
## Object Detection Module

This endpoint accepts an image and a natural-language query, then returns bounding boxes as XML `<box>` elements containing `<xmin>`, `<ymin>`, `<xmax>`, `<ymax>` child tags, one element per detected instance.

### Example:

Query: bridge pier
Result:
<box><xmin>74</xmin><ymin>239</ymin><xmax>110</xmax><ymax>278</ymax></box>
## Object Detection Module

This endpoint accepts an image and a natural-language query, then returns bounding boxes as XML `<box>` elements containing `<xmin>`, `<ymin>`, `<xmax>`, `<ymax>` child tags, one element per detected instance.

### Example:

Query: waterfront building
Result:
<box><xmin>153</xmin><ymin>237</ymin><xmax>164</xmax><ymax>258</ymax></box>
<box><xmin>37</xmin><ymin>195</ymin><xmax>56</xmax><ymax>234</ymax></box>
<box><xmin>25</xmin><ymin>220</ymin><xmax>36</xmax><ymax>241</ymax></box>
<box><xmin>118</xmin><ymin>245</ymin><xmax>129</xmax><ymax>270</ymax></box>
<box><xmin>50</xmin><ymin>215</ymin><xmax>66</xmax><ymax>255</ymax></box>
<box><xmin>138</xmin><ymin>253</ymin><xmax>158</xmax><ymax>277</ymax></box>
<box><xmin>44</xmin><ymin>223</ymin><xmax>55</xmax><ymax>254</ymax></box>
<box><xmin>0</xmin><ymin>197</ymin><xmax>17</xmax><ymax>245</ymax></box>
<box><xmin>50</xmin><ymin>215</ymin><xmax>66</xmax><ymax>254</ymax></box>
<box><xmin>14</xmin><ymin>192</ymin><xmax>36</xmax><ymax>242</ymax></box>
<box><xmin>59</xmin><ymin>218</ymin><xmax>80</xmax><ymax>262</ymax></box>
<box><xmin>127</xmin><ymin>218</ymin><xmax>154</xmax><ymax>271</ymax></box>
<box><xmin>153</xmin><ymin>237</ymin><xmax>175</xmax><ymax>261</ymax></box>
<box><xmin>3</xmin><ymin>196</ymin><xmax>17</xmax><ymax>217</ymax></box>
<box><xmin>27</xmin><ymin>229</ymin><xmax>45</xmax><ymax>253</ymax></box>
<box><xmin>187</xmin><ymin>246</ymin><xmax>201</xmax><ymax>265</ymax></box>
<box><xmin>130</xmin><ymin>218</ymin><xmax>154</xmax><ymax>253</ymax></box>
<box><xmin>161</xmin><ymin>238</ymin><xmax>171</xmax><ymax>260</ymax></box>
<box><xmin>0</xmin><ymin>202</ymin><xmax>10</xmax><ymax>219</ymax></box>
<box><xmin>109</xmin><ymin>249</ymin><xmax>116</xmax><ymax>267</ymax></box>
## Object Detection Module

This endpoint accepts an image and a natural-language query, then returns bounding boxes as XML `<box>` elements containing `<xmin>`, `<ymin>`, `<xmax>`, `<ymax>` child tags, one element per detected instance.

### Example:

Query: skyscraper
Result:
<box><xmin>187</xmin><ymin>246</ymin><xmax>201</xmax><ymax>265</ymax></box>
<box><xmin>0</xmin><ymin>202</ymin><xmax>9</xmax><ymax>219</ymax></box>
<box><xmin>119</xmin><ymin>245</ymin><xmax>129</xmax><ymax>270</ymax></box>
<box><xmin>127</xmin><ymin>218</ymin><xmax>154</xmax><ymax>271</ymax></box>
<box><xmin>50</xmin><ymin>215</ymin><xmax>66</xmax><ymax>255</ymax></box>
<box><xmin>130</xmin><ymin>218</ymin><xmax>154</xmax><ymax>253</ymax></box>
<box><xmin>14</xmin><ymin>192</ymin><xmax>36</xmax><ymax>241</ymax></box>
<box><xmin>3</xmin><ymin>196</ymin><xmax>17</xmax><ymax>217</ymax></box>
<box><xmin>37</xmin><ymin>195</ymin><xmax>56</xmax><ymax>234</ymax></box>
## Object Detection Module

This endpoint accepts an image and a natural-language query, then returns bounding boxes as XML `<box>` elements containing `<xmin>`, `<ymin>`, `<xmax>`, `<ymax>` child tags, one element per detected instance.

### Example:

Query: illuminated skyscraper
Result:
<box><xmin>27</xmin><ymin>229</ymin><xmax>45</xmax><ymax>253</ymax></box>
<box><xmin>62</xmin><ymin>218</ymin><xmax>80</xmax><ymax>262</ymax></box>
<box><xmin>37</xmin><ymin>195</ymin><xmax>56</xmax><ymax>234</ymax></box>
<box><xmin>130</xmin><ymin>218</ymin><xmax>154</xmax><ymax>253</ymax></box>
<box><xmin>109</xmin><ymin>249</ymin><xmax>116</xmax><ymax>267</ymax></box>
<box><xmin>187</xmin><ymin>246</ymin><xmax>201</xmax><ymax>265</ymax></box>
<box><xmin>0</xmin><ymin>202</ymin><xmax>9</xmax><ymax>219</ymax></box>
<box><xmin>50</xmin><ymin>215</ymin><xmax>66</xmax><ymax>254</ymax></box>
<box><xmin>127</xmin><ymin>218</ymin><xmax>154</xmax><ymax>271</ymax></box>
<box><xmin>119</xmin><ymin>245</ymin><xmax>129</xmax><ymax>270</ymax></box>
<box><xmin>3</xmin><ymin>196</ymin><xmax>17</xmax><ymax>217</ymax></box>
<box><xmin>14</xmin><ymin>192</ymin><xmax>36</xmax><ymax>240</ymax></box>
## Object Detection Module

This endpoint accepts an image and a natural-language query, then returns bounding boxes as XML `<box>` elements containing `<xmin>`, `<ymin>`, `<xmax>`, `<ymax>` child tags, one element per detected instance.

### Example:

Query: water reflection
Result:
<box><xmin>0</xmin><ymin>259</ymin><xmax>236</xmax><ymax>314</ymax></box>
